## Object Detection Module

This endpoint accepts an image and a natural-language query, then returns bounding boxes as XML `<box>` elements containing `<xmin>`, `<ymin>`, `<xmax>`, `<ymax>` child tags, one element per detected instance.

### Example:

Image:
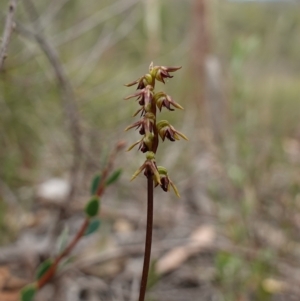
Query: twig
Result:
<box><xmin>74</xmin><ymin>7</ymin><xmax>140</xmax><ymax>86</ymax></box>
<box><xmin>96</xmin><ymin>141</ymin><xmax>125</xmax><ymax>197</ymax></box>
<box><xmin>13</xmin><ymin>0</ymin><xmax>138</xmax><ymax>67</ymax></box>
<box><xmin>37</xmin><ymin>218</ymin><xmax>89</xmax><ymax>288</ymax></box>
<box><xmin>0</xmin><ymin>0</ymin><xmax>17</xmax><ymax>71</ymax></box>
<box><xmin>30</xmin><ymin>0</ymin><xmax>70</xmax><ymax>32</ymax></box>
<box><xmin>52</xmin><ymin>0</ymin><xmax>139</xmax><ymax>46</ymax></box>
<box><xmin>36</xmin><ymin>141</ymin><xmax>124</xmax><ymax>289</ymax></box>
<box><xmin>138</xmin><ymin>176</ymin><xmax>153</xmax><ymax>301</ymax></box>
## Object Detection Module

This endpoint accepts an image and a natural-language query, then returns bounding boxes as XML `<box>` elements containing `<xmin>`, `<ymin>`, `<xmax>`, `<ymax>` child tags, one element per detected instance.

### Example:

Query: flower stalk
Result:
<box><xmin>125</xmin><ymin>63</ymin><xmax>187</xmax><ymax>301</ymax></box>
<box><xmin>138</xmin><ymin>175</ymin><xmax>153</xmax><ymax>301</ymax></box>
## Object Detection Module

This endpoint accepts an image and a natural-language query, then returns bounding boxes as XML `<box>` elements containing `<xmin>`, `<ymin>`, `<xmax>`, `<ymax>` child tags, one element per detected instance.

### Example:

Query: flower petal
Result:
<box><xmin>149</xmin><ymin>161</ymin><xmax>161</xmax><ymax>185</ymax></box>
<box><xmin>124</xmin><ymin>121</ymin><xmax>141</xmax><ymax>131</ymax></box>
<box><xmin>127</xmin><ymin>138</ymin><xmax>142</xmax><ymax>151</ymax></box>
<box><xmin>132</xmin><ymin>107</ymin><xmax>144</xmax><ymax>117</ymax></box>
<box><xmin>124</xmin><ymin>77</ymin><xmax>141</xmax><ymax>87</ymax></box>
<box><xmin>162</xmin><ymin>66</ymin><xmax>182</xmax><ymax>72</ymax></box>
<box><xmin>175</xmin><ymin>131</ymin><xmax>188</xmax><ymax>141</ymax></box>
<box><xmin>130</xmin><ymin>165</ymin><xmax>145</xmax><ymax>181</ymax></box>
<box><xmin>170</xmin><ymin>180</ymin><xmax>180</xmax><ymax>198</ymax></box>
<box><xmin>124</xmin><ymin>90</ymin><xmax>143</xmax><ymax>100</ymax></box>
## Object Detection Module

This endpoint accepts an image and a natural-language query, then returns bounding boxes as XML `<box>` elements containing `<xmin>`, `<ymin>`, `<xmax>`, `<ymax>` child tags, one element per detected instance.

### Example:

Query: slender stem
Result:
<box><xmin>37</xmin><ymin>218</ymin><xmax>89</xmax><ymax>288</ymax></box>
<box><xmin>138</xmin><ymin>175</ymin><xmax>153</xmax><ymax>301</ymax></box>
<box><xmin>35</xmin><ymin>142</ymin><xmax>125</xmax><ymax>289</ymax></box>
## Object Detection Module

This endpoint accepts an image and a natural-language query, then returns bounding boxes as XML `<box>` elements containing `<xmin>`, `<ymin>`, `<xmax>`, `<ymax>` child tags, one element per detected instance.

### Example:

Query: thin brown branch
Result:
<box><xmin>138</xmin><ymin>175</ymin><xmax>154</xmax><ymax>301</ymax></box>
<box><xmin>0</xmin><ymin>0</ymin><xmax>17</xmax><ymax>71</ymax></box>
<box><xmin>96</xmin><ymin>140</ymin><xmax>126</xmax><ymax>197</ymax></box>
<box><xmin>37</xmin><ymin>218</ymin><xmax>89</xmax><ymax>289</ymax></box>
<box><xmin>35</xmin><ymin>141</ymin><xmax>124</xmax><ymax>289</ymax></box>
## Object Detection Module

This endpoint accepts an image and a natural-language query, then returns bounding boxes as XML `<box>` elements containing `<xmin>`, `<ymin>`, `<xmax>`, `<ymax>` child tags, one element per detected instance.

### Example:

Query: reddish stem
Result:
<box><xmin>138</xmin><ymin>175</ymin><xmax>153</xmax><ymax>301</ymax></box>
<box><xmin>36</xmin><ymin>142</ymin><xmax>125</xmax><ymax>289</ymax></box>
<box><xmin>37</xmin><ymin>218</ymin><xmax>89</xmax><ymax>288</ymax></box>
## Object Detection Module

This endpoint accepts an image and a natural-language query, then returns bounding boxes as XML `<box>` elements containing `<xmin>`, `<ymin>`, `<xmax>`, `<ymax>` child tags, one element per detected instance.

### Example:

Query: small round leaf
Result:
<box><xmin>85</xmin><ymin>197</ymin><xmax>99</xmax><ymax>217</ymax></box>
<box><xmin>21</xmin><ymin>284</ymin><xmax>37</xmax><ymax>301</ymax></box>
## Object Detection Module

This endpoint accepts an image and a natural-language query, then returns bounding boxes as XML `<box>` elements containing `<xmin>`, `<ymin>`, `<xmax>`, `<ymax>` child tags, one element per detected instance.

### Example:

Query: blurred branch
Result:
<box><xmin>52</xmin><ymin>0</ymin><xmax>140</xmax><ymax>46</ymax></box>
<box><xmin>36</xmin><ymin>141</ymin><xmax>124</xmax><ymax>289</ymax></box>
<box><xmin>31</xmin><ymin>0</ymin><xmax>70</xmax><ymax>32</ymax></box>
<box><xmin>144</xmin><ymin>0</ymin><xmax>161</xmax><ymax>58</ymax></box>
<box><xmin>0</xmin><ymin>0</ymin><xmax>18</xmax><ymax>71</ymax></box>
<box><xmin>13</xmin><ymin>0</ymin><xmax>139</xmax><ymax>81</ymax></box>
<box><xmin>37</xmin><ymin>218</ymin><xmax>89</xmax><ymax>289</ymax></box>
<box><xmin>75</xmin><ymin>7</ymin><xmax>141</xmax><ymax>85</ymax></box>
<box><xmin>19</xmin><ymin>0</ymin><xmax>83</xmax><ymax>203</ymax></box>
<box><xmin>190</xmin><ymin>0</ymin><xmax>210</xmax><ymax>105</ymax></box>
<box><xmin>190</xmin><ymin>0</ymin><xmax>227</xmax><ymax>142</ymax></box>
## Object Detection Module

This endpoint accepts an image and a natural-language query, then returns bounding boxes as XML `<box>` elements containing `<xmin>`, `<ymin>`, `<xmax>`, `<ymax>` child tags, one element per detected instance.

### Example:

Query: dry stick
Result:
<box><xmin>0</xmin><ymin>0</ymin><xmax>17</xmax><ymax>71</ymax></box>
<box><xmin>15</xmin><ymin>21</ymin><xmax>83</xmax><ymax>254</ymax></box>
<box><xmin>138</xmin><ymin>175</ymin><xmax>154</xmax><ymax>301</ymax></box>
<box><xmin>21</xmin><ymin>0</ymin><xmax>83</xmax><ymax>204</ymax></box>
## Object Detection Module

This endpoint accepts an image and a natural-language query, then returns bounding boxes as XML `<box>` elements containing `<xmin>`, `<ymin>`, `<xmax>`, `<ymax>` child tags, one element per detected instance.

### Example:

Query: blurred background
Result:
<box><xmin>1</xmin><ymin>0</ymin><xmax>300</xmax><ymax>300</ymax></box>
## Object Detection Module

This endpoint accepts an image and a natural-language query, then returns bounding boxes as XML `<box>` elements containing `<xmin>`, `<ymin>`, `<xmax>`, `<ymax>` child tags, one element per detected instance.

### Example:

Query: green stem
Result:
<box><xmin>138</xmin><ymin>175</ymin><xmax>154</xmax><ymax>301</ymax></box>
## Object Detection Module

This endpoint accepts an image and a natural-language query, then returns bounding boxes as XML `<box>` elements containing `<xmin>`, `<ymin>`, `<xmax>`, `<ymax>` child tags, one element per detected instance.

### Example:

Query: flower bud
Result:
<box><xmin>142</xmin><ymin>134</ymin><xmax>154</xmax><ymax>152</ymax></box>
<box><xmin>146</xmin><ymin>151</ymin><xmax>155</xmax><ymax>160</ymax></box>
<box><xmin>125</xmin><ymin>73</ymin><xmax>154</xmax><ymax>90</ymax></box>
<box><xmin>154</xmin><ymin>166</ymin><xmax>180</xmax><ymax>197</ymax></box>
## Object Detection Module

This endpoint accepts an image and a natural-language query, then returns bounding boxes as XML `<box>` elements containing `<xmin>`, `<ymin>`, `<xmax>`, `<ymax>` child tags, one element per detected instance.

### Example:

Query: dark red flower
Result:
<box><xmin>125</xmin><ymin>112</ymin><xmax>155</xmax><ymax>135</ymax></box>
<box><xmin>124</xmin><ymin>85</ymin><xmax>154</xmax><ymax>108</ymax></box>
<box><xmin>156</xmin><ymin>120</ymin><xmax>188</xmax><ymax>142</ymax></box>
<box><xmin>130</xmin><ymin>152</ymin><xmax>161</xmax><ymax>184</ymax></box>
<box><xmin>151</xmin><ymin>66</ymin><xmax>182</xmax><ymax>84</ymax></box>
<box><xmin>127</xmin><ymin>134</ymin><xmax>154</xmax><ymax>153</ymax></box>
<box><xmin>153</xmin><ymin>166</ymin><xmax>180</xmax><ymax>197</ymax></box>
<box><xmin>124</xmin><ymin>74</ymin><xmax>154</xmax><ymax>90</ymax></box>
<box><xmin>154</xmin><ymin>92</ymin><xmax>184</xmax><ymax>111</ymax></box>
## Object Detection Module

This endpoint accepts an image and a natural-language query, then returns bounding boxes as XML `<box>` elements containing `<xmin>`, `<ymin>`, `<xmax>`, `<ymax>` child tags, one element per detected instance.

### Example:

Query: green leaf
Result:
<box><xmin>21</xmin><ymin>284</ymin><xmax>37</xmax><ymax>301</ymax></box>
<box><xmin>85</xmin><ymin>218</ymin><xmax>101</xmax><ymax>236</ymax></box>
<box><xmin>90</xmin><ymin>174</ymin><xmax>101</xmax><ymax>195</ymax></box>
<box><xmin>58</xmin><ymin>256</ymin><xmax>75</xmax><ymax>271</ymax></box>
<box><xmin>85</xmin><ymin>197</ymin><xmax>99</xmax><ymax>217</ymax></box>
<box><xmin>147</xmin><ymin>260</ymin><xmax>160</xmax><ymax>289</ymax></box>
<box><xmin>106</xmin><ymin>169</ymin><xmax>122</xmax><ymax>186</ymax></box>
<box><xmin>35</xmin><ymin>258</ymin><xmax>53</xmax><ymax>280</ymax></box>
<box><xmin>56</xmin><ymin>226</ymin><xmax>69</xmax><ymax>254</ymax></box>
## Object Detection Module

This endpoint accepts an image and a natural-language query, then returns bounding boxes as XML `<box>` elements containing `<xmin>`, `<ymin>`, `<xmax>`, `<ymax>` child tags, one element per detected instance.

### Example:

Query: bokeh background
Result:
<box><xmin>1</xmin><ymin>0</ymin><xmax>300</xmax><ymax>300</ymax></box>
